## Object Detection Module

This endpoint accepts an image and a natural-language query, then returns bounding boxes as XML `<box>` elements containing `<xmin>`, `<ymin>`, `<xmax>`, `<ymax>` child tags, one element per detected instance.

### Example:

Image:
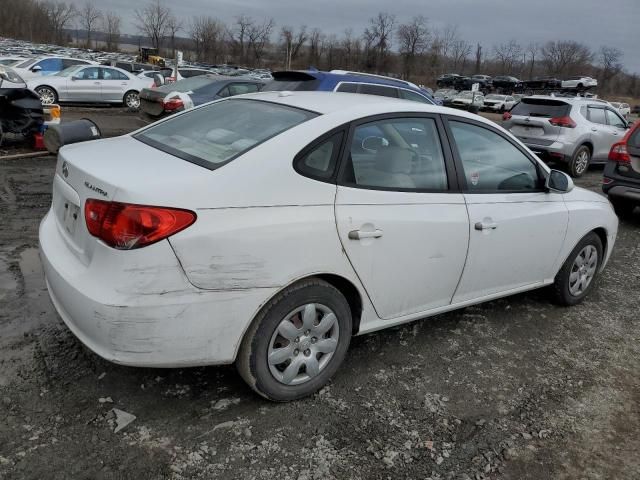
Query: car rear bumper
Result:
<box><xmin>39</xmin><ymin>210</ymin><xmax>276</xmax><ymax>367</ymax></box>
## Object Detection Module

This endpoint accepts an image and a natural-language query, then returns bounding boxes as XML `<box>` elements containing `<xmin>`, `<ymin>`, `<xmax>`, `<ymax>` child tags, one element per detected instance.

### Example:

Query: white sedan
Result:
<box><xmin>482</xmin><ymin>94</ymin><xmax>516</xmax><ymax>112</ymax></box>
<box><xmin>39</xmin><ymin>92</ymin><xmax>618</xmax><ymax>401</ymax></box>
<box><xmin>561</xmin><ymin>76</ymin><xmax>598</xmax><ymax>90</ymax></box>
<box><xmin>28</xmin><ymin>65</ymin><xmax>154</xmax><ymax>108</ymax></box>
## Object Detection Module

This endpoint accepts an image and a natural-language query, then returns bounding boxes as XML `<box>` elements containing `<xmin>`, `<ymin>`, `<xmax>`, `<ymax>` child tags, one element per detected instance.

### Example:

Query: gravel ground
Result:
<box><xmin>0</xmin><ymin>117</ymin><xmax>639</xmax><ymax>479</ymax></box>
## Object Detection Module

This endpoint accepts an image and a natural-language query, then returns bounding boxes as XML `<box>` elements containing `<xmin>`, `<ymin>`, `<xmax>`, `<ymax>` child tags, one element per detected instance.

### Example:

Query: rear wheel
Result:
<box><xmin>567</xmin><ymin>145</ymin><xmax>591</xmax><ymax>177</ymax></box>
<box><xmin>35</xmin><ymin>86</ymin><xmax>57</xmax><ymax>105</ymax></box>
<box><xmin>237</xmin><ymin>279</ymin><xmax>352</xmax><ymax>401</ymax></box>
<box><xmin>610</xmin><ymin>198</ymin><xmax>636</xmax><ymax>218</ymax></box>
<box><xmin>123</xmin><ymin>90</ymin><xmax>140</xmax><ymax>110</ymax></box>
<box><xmin>551</xmin><ymin>232</ymin><xmax>603</xmax><ymax>306</ymax></box>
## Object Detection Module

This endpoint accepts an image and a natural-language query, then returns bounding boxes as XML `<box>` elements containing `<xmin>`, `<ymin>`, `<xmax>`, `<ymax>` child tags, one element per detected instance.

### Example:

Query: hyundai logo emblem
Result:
<box><xmin>62</xmin><ymin>161</ymin><xmax>69</xmax><ymax>178</ymax></box>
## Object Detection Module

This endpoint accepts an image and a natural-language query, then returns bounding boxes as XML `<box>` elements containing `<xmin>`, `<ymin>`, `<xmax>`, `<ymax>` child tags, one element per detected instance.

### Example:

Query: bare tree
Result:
<box><xmin>308</xmin><ymin>28</ymin><xmax>324</xmax><ymax>67</ymax></box>
<box><xmin>493</xmin><ymin>40</ymin><xmax>522</xmax><ymax>73</ymax></box>
<box><xmin>339</xmin><ymin>28</ymin><xmax>361</xmax><ymax>69</ymax></box>
<box><xmin>474</xmin><ymin>43</ymin><xmax>483</xmax><ymax>73</ymax></box>
<box><xmin>599</xmin><ymin>46</ymin><xmax>623</xmax><ymax>93</ymax></box>
<box><xmin>134</xmin><ymin>0</ymin><xmax>171</xmax><ymax>50</ymax></box>
<box><xmin>190</xmin><ymin>16</ymin><xmax>224</xmax><ymax>63</ymax></box>
<box><xmin>452</xmin><ymin>39</ymin><xmax>472</xmax><ymax>72</ymax></box>
<box><xmin>280</xmin><ymin>25</ymin><xmax>307</xmax><ymax>69</ymax></box>
<box><xmin>526</xmin><ymin>42</ymin><xmax>538</xmax><ymax>79</ymax></box>
<box><xmin>227</xmin><ymin>15</ymin><xmax>253</xmax><ymax>64</ymax></box>
<box><xmin>45</xmin><ymin>1</ymin><xmax>77</xmax><ymax>44</ymax></box>
<box><xmin>364</xmin><ymin>12</ymin><xmax>395</xmax><ymax>72</ymax></box>
<box><xmin>102</xmin><ymin>11</ymin><xmax>121</xmax><ymax>51</ymax></box>
<box><xmin>165</xmin><ymin>15</ymin><xmax>183</xmax><ymax>58</ymax></box>
<box><xmin>540</xmin><ymin>40</ymin><xmax>592</xmax><ymax>76</ymax></box>
<box><xmin>79</xmin><ymin>1</ymin><xmax>101</xmax><ymax>48</ymax></box>
<box><xmin>396</xmin><ymin>15</ymin><xmax>430</xmax><ymax>79</ymax></box>
<box><xmin>247</xmin><ymin>18</ymin><xmax>274</xmax><ymax>66</ymax></box>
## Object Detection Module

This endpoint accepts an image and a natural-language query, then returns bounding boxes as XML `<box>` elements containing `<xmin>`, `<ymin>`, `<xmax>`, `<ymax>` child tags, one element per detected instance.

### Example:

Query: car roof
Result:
<box><xmin>236</xmin><ymin>91</ymin><xmax>487</xmax><ymax>122</ymax></box>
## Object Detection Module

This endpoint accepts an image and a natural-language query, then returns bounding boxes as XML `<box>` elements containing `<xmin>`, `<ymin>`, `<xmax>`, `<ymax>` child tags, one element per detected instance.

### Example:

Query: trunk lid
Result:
<box><xmin>139</xmin><ymin>88</ymin><xmax>166</xmax><ymax>117</ymax></box>
<box><xmin>52</xmin><ymin>135</ymin><xmax>209</xmax><ymax>264</ymax></box>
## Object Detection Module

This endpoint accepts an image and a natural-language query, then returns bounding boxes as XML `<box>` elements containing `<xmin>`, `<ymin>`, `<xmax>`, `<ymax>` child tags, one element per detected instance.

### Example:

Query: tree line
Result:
<box><xmin>1</xmin><ymin>0</ymin><xmax>637</xmax><ymax>97</ymax></box>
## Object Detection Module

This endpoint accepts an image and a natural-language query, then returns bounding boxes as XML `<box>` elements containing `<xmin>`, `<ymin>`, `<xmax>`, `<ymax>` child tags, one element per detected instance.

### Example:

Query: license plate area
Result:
<box><xmin>511</xmin><ymin>125</ymin><xmax>544</xmax><ymax>136</ymax></box>
<box><xmin>62</xmin><ymin>201</ymin><xmax>80</xmax><ymax>235</ymax></box>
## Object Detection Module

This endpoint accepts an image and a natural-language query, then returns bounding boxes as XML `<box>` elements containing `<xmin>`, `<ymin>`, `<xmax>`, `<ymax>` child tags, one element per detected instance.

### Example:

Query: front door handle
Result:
<box><xmin>348</xmin><ymin>229</ymin><xmax>383</xmax><ymax>240</ymax></box>
<box><xmin>93</xmin><ymin>82</ymin><xmax>101</xmax><ymax>85</ymax></box>
<box><xmin>474</xmin><ymin>221</ymin><xmax>498</xmax><ymax>231</ymax></box>
<box><xmin>591</xmin><ymin>127</ymin><xmax>598</xmax><ymax>132</ymax></box>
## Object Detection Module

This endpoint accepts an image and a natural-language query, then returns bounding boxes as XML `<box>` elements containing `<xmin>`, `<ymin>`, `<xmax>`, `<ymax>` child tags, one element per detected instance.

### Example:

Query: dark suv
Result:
<box><xmin>493</xmin><ymin>75</ymin><xmax>524</xmax><ymax>92</ymax></box>
<box><xmin>436</xmin><ymin>73</ymin><xmax>461</xmax><ymax>88</ymax></box>
<box><xmin>603</xmin><ymin>121</ymin><xmax>640</xmax><ymax>218</ymax></box>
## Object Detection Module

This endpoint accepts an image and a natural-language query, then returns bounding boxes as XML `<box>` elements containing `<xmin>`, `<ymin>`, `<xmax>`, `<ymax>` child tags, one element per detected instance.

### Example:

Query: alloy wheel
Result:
<box><xmin>37</xmin><ymin>88</ymin><xmax>55</xmax><ymax>105</ymax></box>
<box><xmin>575</xmin><ymin>150</ymin><xmax>589</xmax><ymax>175</ymax></box>
<box><xmin>125</xmin><ymin>92</ymin><xmax>140</xmax><ymax>109</ymax></box>
<box><xmin>267</xmin><ymin>303</ymin><xmax>339</xmax><ymax>386</ymax></box>
<box><xmin>568</xmin><ymin>245</ymin><xmax>598</xmax><ymax>296</ymax></box>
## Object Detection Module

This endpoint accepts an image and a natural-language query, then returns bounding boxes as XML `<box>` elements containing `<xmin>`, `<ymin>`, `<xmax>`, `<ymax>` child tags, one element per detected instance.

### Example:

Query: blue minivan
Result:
<box><xmin>263</xmin><ymin>69</ymin><xmax>439</xmax><ymax>105</ymax></box>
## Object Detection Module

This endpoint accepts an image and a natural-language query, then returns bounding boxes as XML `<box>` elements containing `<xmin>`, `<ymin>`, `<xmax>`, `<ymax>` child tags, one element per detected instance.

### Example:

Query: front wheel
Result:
<box><xmin>551</xmin><ymin>232</ymin><xmax>603</xmax><ymax>306</ymax></box>
<box><xmin>35</xmin><ymin>86</ymin><xmax>57</xmax><ymax>105</ymax></box>
<box><xmin>237</xmin><ymin>279</ymin><xmax>352</xmax><ymax>401</ymax></box>
<box><xmin>567</xmin><ymin>145</ymin><xmax>591</xmax><ymax>177</ymax></box>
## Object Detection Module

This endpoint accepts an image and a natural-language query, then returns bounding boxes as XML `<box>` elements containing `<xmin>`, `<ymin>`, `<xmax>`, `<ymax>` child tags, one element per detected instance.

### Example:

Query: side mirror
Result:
<box><xmin>545</xmin><ymin>169</ymin><xmax>574</xmax><ymax>193</ymax></box>
<box><xmin>71</xmin><ymin>76</ymin><xmax>79</xmax><ymax>81</ymax></box>
<box><xmin>362</xmin><ymin>136</ymin><xmax>389</xmax><ymax>152</ymax></box>
<box><xmin>31</xmin><ymin>65</ymin><xmax>42</xmax><ymax>72</ymax></box>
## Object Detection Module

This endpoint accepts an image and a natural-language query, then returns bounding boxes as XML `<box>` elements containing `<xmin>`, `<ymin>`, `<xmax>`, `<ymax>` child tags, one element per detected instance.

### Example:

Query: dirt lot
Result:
<box><xmin>0</xmin><ymin>108</ymin><xmax>639</xmax><ymax>480</ymax></box>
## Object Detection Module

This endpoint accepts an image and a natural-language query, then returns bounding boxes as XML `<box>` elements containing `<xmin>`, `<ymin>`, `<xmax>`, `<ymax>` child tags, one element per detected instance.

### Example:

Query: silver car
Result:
<box><xmin>503</xmin><ymin>95</ymin><xmax>632</xmax><ymax>177</ymax></box>
<box><xmin>27</xmin><ymin>65</ymin><xmax>154</xmax><ymax>108</ymax></box>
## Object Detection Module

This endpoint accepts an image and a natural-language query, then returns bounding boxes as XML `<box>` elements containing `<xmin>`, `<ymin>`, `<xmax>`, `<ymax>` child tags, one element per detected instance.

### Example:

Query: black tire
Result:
<box><xmin>237</xmin><ymin>278</ymin><xmax>352</xmax><ymax>401</ymax></box>
<box><xmin>35</xmin><ymin>86</ymin><xmax>58</xmax><ymax>105</ymax></box>
<box><xmin>567</xmin><ymin>145</ymin><xmax>591</xmax><ymax>177</ymax></box>
<box><xmin>551</xmin><ymin>232</ymin><xmax>603</xmax><ymax>306</ymax></box>
<box><xmin>610</xmin><ymin>198</ymin><xmax>636</xmax><ymax>219</ymax></box>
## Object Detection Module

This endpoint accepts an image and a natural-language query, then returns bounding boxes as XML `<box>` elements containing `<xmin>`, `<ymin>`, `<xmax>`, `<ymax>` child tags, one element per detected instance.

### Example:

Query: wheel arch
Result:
<box><xmin>554</xmin><ymin>227</ymin><xmax>609</xmax><ymax>279</ymax></box>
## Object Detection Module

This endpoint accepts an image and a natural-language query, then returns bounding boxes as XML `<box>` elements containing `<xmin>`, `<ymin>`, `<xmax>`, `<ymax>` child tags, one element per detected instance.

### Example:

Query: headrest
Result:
<box><xmin>375</xmin><ymin>147</ymin><xmax>413</xmax><ymax>174</ymax></box>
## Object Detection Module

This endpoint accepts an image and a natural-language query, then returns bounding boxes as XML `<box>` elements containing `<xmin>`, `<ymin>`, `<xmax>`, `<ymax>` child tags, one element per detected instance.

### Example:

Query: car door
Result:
<box><xmin>100</xmin><ymin>67</ymin><xmax>129</xmax><ymax>102</ymax></box>
<box><xmin>334</xmin><ymin>114</ymin><xmax>469</xmax><ymax>320</ymax></box>
<box><xmin>65</xmin><ymin>66</ymin><xmax>101</xmax><ymax>102</ymax></box>
<box><xmin>586</xmin><ymin>106</ymin><xmax>612</xmax><ymax>160</ymax></box>
<box><xmin>444</xmin><ymin>117</ymin><xmax>569</xmax><ymax>304</ymax></box>
<box><xmin>605</xmin><ymin>108</ymin><xmax>628</xmax><ymax>150</ymax></box>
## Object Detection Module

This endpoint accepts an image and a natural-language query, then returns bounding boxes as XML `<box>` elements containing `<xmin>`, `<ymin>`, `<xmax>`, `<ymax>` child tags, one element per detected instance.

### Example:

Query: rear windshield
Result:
<box><xmin>510</xmin><ymin>99</ymin><xmax>570</xmax><ymax>118</ymax></box>
<box><xmin>157</xmin><ymin>76</ymin><xmax>217</xmax><ymax>93</ymax></box>
<box><xmin>134</xmin><ymin>99</ymin><xmax>317</xmax><ymax>170</ymax></box>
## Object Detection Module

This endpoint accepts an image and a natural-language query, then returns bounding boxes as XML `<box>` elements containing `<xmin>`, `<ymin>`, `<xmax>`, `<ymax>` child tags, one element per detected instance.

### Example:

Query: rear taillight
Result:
<box><xmin>163</xmin><ymin>97</ymin><xmax>184</xmax><ymax>111</ymax></box>
<box><xmin>502</xmin><ymin>111</ymin><xmax>512</xmax><ymax>121</ymax></box>
<box><xmin>549</xmin><ymin>116</ymin><xmax>576</xmax><ymax>128</ymax></box>
<box><xmin>84</xmin><ymin>199</ymin><xmax>196</xmax><ymax>250</ymax></box>
<box><xmin>608</xmin><ymin>142</ymin><xmax>630</xmax><ymax>163</ymax></box>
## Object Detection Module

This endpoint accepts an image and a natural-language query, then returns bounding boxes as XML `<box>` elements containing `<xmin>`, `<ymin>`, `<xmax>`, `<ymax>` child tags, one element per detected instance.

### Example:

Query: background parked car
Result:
<box><xmin>451</xmin><ymin>90</ymin><xmax>485</xmax><ymax>111</ymax></box>
<box><xmin>503</xmin><ymin>95</ymin><xmax>633</xmax><ymax>177</ymax></box>
<box><xmin>482</xmin><ymin>94</ymin><xmax>516</xmax><ymax>112</ymax></box>
<box><xmin>603</xmin><ymin>121</ymin><xmax>640</xmax><ymax>217</ymax></box>
<box><xmin>28</xmin><ymin>65</ymin><xmax>153</xmax><ymax>108</ymax></box>
<box><xmin>609</xmin><ymin>102</ymin><xmax>631</xmax><ymax>118</ymax></box>
<box><xmin>492</xmin><ymin>75</ymin><xmax>524</xmax><ymax>92</ymax></box>
<box><xmin>436</xmin><ymin>73</ymin><xmax>462</xmax><ymax>88</ymax></box>
<box><xmin>0</xmin><ymin>57</ymin><xmax>26</xmax><ymax>67</ymax></box>
<box><xmin>13</xmin><ymin>56</ymin><xmax>96</xmax><ymax>80</ymax></box>
<box><xmin>524</xmin><ymin>76</ymin><xmax>562</xmax><ymax>90</ymax></box>
<box><xmin>264</xmin><ymin>70</ymin><xmax>436</xmax><ymax>104</ymax></box>
<box><xmin>561</xmin><ymin>76</ymin><xmax>598</xmax><ymax>90</ymax></box>
<box><xmin>0</xmin><ymin>65</ymin><xmax>46</xmax><ymax>138</ymax></box>
<box><xmin>139</xmin><ymin>75</ymin><xmax>264</xmax><ymax>118</ymax></box>
<box><xmin>434</xmin><ymin>88</ymin><xmax>458</xmax><ymax>106</ymax></box>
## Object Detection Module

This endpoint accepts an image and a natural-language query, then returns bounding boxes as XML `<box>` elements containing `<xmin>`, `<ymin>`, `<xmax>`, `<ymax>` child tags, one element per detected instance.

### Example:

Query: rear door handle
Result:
<box><xmin>474</xmin><ymin>221</ymin><xmax>498</xmax><ymax>231</ymax></box>
<box><xmin>348</xmin><ymin>229</ymin><xmax>383</xmax><ymax>240</ymax></box>
<box><xmin>93</xmin><ymin>82</ymin><xmax>101</xmax><ymax>85</ymax></box>
<box><xmin>591</xmin><ymin>127</ymin><xmax>598</xmax><ymax>132</ymax></box>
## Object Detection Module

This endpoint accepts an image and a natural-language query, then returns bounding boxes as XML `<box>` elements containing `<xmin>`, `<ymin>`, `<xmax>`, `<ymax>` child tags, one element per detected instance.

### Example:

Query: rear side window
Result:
<box><xmin>295</xmin><ymin>132</ymin><xmax>344</xmax><ymax>180</ymax></box>
<box><xmin>336</xmin><ymin>82</ymin><xmax>358</xmax><ymax>93</ymax></box>
<box><xmin>359</xmin><ymin>84</ymin><xmax>399</xmax><ymax>98</ymax></box>
<box><xmin>135</xmin><ymin>99</ymin><xmax>317</xmax><ymax>170</ymax></box>
<box><xmin>450</xmin><ymin>121</ymin><xmax>541</xmax><ymax>192</ymax></box>
<box><xmin>510</xmin><ymin>99</ymin><xmax>570</xmax><ymax>118</ymax></box>
<box><xmin>587</xmin><ymin>107</ymin><xmax>606</xmax><ymax>125</ymax></box>
<box><xmin>227</xmin><ymin>83</ymin><xmax>260</xmax><ymax>95</ymax></box>
<box><xmin>399</xmin><ymin>89</ymin><xmax>430</xmax><ymax>103</ymax></box>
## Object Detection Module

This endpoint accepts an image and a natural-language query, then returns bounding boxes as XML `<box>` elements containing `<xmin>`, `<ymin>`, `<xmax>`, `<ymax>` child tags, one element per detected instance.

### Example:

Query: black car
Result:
<box><xmin>454</xmin><ymin>74</ymin><xmax>492</xmax><ymax>93</ymax></box>
<box><xmin>139</xmin><ymin>75</ymin><xmax>264</xmax><ymax>118</ymax></box>
<box><xmin>0</xmin><ymin>66</ymin><xmax>44</xmax><ymax>138</ymax></box>
<box><xmin>524</xmin><ymin>76</ymin><xmax>562</xmax><ymax>90</ymax></box>
<box><xmin>602</xmin><ymin>121</ymin><xmax>640</xmax><ymax>218</ymax></box>
<box><xmin>436</xmin><ymin>73</ymin><xmax>461</xmax><ymax>88</ymax></box>
<box><xmin>492</xmin><ymin>75</ymin><xmax>524</xmax><ymax>92</ymax></box>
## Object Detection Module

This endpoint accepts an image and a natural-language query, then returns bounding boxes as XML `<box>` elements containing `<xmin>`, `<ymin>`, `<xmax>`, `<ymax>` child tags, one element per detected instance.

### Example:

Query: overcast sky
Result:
<box><xmin>70</xmin><ymin>0</ymin><xmax>640</xmax><ymax>73</ymax></box>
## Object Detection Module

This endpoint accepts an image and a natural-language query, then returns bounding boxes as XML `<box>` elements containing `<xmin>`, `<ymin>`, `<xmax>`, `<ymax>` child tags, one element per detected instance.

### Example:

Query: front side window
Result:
<box><xmin>342</xmin><ymin>117</ymin><xmax>448</xmax><ymax>191</ymax></box>
<box><xmin>36</xmin><ymin>58</ymin><xmax>63</xmax><ymax>73</ymax></box>
<box><xmin>449</xmin><ymin>121</ymin><xmax>541</xmax><ymax>192</ymax></box>
<box><xmin>605</xmin><ymin>109</ymin><xmax>626</xmax><ymax>128</ymax></box>
<box><xmin>135</xmin><ymin>99</ymin><xmax>317</xmax><ymax>169</ymax></box>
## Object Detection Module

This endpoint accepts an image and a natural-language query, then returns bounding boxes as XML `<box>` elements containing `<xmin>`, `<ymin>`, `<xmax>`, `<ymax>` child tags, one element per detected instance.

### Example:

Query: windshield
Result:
<box><xmin>510</xmin><ymin>98</ymin><xmax>570</xmax><ymax>118</ymax></box>
<box><xmin>134</xmin><ymin>99</ymin><xmax>318</xmax><ymax>170</ymax></box>
<box><xmin>486</xmin><ymin>95</ymin><xmax>506</xmax><ymax>100</ymax></box>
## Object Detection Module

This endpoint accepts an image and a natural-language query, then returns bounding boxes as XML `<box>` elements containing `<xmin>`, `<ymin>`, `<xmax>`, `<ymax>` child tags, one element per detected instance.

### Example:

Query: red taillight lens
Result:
<box><xmin>163</xmin><ymin>97</ymin><xmax>184</xmax><ymax>111</ymax></box>
<box><xmin>502</xmin><ymin>111</ymin><xmax>512</xmax><ymax>121</ymax></box>
<box><xmin>608</xmin><ymin>142</ymin><xmax>630</xmax><ymax>163</ymax></box>
<box><xmin>549</xmin><ymin>116</ymin><xmax>576</xmax><ymax>128</ymax></box>
<box><xmin>84</xmin><ymin>199</ymin><xmax>196</xmax><ymax>249</ymax></box>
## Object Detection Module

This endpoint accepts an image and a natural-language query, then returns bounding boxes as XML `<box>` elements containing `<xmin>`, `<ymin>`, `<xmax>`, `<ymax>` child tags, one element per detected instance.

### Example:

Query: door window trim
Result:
<box><xmin>442</xmin><ymin>115</ymin><xmax>547</xmax><ymax>194</ymax></box>
<box><xmin>336</xmin><ymin>112</ymin><xmax>461</xmax><ymax>193</ymax></box>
